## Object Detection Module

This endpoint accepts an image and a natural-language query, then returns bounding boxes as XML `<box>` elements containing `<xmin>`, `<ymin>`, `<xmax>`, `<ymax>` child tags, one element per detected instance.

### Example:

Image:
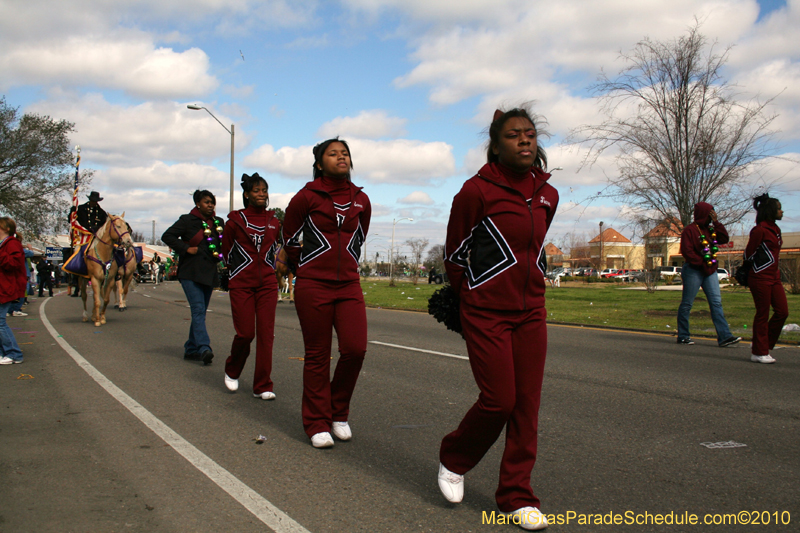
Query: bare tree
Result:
<box><xmin>569</xmin><ymin>22</ymin><xmax>781</xmax><ymax>229</ymax></box>
<box><xmin>424</xmin><ymin>244</ymin><xmax>445</xmax><ymax>274</ymax></box>
<box><xmin>0</xmin><ymin>97</ymin><xmax>93</xmax><ymax>236</ymax></box>
<box><xmin>404</xmin><ymin>238</ymin><xmax>429</xmax><ymax>285</ymax></box>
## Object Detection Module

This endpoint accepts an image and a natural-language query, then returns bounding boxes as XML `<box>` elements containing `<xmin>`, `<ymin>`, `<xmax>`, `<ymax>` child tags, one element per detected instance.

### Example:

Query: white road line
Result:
<box><xmin>368</xmin><ymin>340</ymin><xmax>468</xmax><ymax>361</ymax></box>
<box><xmin>39</xmin><ymin>299</ymin><xmax>311</xmax><ymax>533</ymax></box>
<box><xmin>142</xmin><ymin>294</ymin><xmax>151</xmax><ymax>298</ymax></box>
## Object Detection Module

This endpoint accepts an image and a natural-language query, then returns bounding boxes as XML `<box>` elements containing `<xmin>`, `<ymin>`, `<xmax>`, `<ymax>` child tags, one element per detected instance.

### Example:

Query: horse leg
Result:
<box><xmin>288</xmin><ymin>273</ymin><xmax>294</xmax><ymax>302</ymax></box>
<box><xmin>79</xmin><ymin>278</ymin><xmax>91</xmax><ymax>322</ymax></box>
<box><xmin>93</xmin><ymin>274</ymin><xmax>105</xmax><ymax>326</ymax></box>
<box><xmin>120</xmin><ymin>268</ymin><xmax>133</xmax><ymax>311</ymax></box>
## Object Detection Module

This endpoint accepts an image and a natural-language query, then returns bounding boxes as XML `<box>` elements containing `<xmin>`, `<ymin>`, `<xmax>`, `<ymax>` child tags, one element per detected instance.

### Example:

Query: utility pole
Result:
<box><xmin>152</xmin><ymin>220</ymin><xmax>156</xmax><ymax>245</ymax></box>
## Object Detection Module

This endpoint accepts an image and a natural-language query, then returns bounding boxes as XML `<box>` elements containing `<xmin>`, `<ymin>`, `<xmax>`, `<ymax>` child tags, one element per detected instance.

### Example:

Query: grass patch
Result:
<box><xmin>361</xmin><ymin>278</ymin><xmax>800</xmax><ymax>343</ymax></box>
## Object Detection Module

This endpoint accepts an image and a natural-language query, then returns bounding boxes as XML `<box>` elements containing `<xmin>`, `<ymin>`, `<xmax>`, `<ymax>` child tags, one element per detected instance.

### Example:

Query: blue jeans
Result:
<box><xmin>677</xmin><ymin>264</ymin><xmax>733</xmax><ymax>344</ymax></box>
<box><xmin>180</xmin><ymin>279</ymin><xmax>213</xmax><ymax>355</ymax></box>
<box><xmin>0</xmin><ymin>301</ymin><xmax>24</xmax><ymax>362</ymax></box>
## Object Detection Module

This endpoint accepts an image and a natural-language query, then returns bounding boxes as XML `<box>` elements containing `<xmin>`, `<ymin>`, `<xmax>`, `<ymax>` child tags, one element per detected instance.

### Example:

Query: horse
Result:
<box><xmin>107</xmin><ymin>242</ymin><xmax>139</xmax><ymax>312</ymax></box>
<box><xmin>78</xmin><ymin>214</ymin><xmax>136</xmax><ymax>326</ymax></box>
<box><xmin>275</xmin><ymin>245</ymin><xmax>294</xmax><ymax>303</ymax></box>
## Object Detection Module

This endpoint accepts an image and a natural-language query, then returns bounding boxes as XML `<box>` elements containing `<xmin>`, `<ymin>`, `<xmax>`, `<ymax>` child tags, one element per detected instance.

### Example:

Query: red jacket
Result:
<box><xmin>222</xmin><ymin>206</ymin><xmax>281</xmax><ymax>289</ymax></box>
<box><xmin>283</xmin><ymin>178</ymin><xmax>371</xmax><ymax>282</ymax></box>
<box><xmin>745</xmin><ymin>220</ymin><xmax>782</xmax><ymax>282</ymax></box>
<box><xmin>679</xmin><ymin>202</ymin><xmax>729</xmax><ymax>276</ymax></box>
<box><xmin>444</xmin><ymin>163</ymin><xmax>558</xmax><ymax>311</ymax></box>
<box><xmin>0</xmin><ymin>236</ymin><xmax>27</xmax><ymax>304</ymax></box>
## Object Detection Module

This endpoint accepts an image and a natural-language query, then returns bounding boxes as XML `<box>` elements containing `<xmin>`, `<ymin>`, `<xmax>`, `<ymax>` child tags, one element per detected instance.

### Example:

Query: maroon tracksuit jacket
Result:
<box><xmin>441</xmin><ymin>162</ymin><xmax>558</xmax><ymax>512</ymax></box>
<box><xmin>745</xmin><ymin>220</ymin><xmax>787</xmax><ymax>355</ymax></box>
<box><xmin>283</xmin><ymin>177</ymin><xmax>372</xmax><ymax>437</ymax></box>
<box><xmin>221</xmin><ymin>206</ymin><xmax>281</xmax><ymax>393</ymax></box>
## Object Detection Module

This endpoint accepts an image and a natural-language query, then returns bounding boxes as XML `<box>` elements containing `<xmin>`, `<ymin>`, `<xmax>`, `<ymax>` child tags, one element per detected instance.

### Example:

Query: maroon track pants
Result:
<box><xmin>440</xmin><ymin>304</ymin><xmax>548</xmax><ymax>512</ymax></box>
<box><xmin>749</xmin><ymin>278</ymin><xmax>788</xmax><ymax>355</ymax></box>
<box><xmin>225</xmin><ymin>284</ymin><xmax>278</xmax><ymax>394</ymax></box>
<box><xmin>294</xmin><ymin>278</ymin><xmax>367</xmax><ymax>437</ymax></box>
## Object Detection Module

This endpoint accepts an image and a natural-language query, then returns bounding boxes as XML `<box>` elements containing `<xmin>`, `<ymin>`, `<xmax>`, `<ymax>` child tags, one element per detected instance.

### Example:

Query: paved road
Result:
<box><xmin>1</xmin><ymin>281</ymin><xmax>798</xmax><ymax>532</ymax></box>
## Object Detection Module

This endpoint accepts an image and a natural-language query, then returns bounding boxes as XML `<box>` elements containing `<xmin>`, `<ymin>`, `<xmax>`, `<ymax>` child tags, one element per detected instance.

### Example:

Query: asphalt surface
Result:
<box><xmin>1</xmin><ymin>281</ymin><xmax>798</xmax><ymax>532</ymax></box>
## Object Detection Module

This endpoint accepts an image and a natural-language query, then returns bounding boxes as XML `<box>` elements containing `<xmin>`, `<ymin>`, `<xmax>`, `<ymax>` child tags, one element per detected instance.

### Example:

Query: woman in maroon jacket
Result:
<box><xmin>745</xmin><ymin>194</ymin><xmax>787</xmax><ymax>364</ymax></box>
<box><xmin>221</xmin><ymin>173</ymin><xmax>282</xmax><ymax>398</ymax></box>
<box><xmin>438</xmin><ymin>107</ymin><xmax>558</xmax><ymax>530</ymax></box>
<box><xmin>283</xmin><ymin>138</ymin><xmax>371</xmax><ymax>448</ymax></box>
<box><xmin>0</xmin><ymin>217</ymin><xmax>27</xmax><ymax>365</ymax></box>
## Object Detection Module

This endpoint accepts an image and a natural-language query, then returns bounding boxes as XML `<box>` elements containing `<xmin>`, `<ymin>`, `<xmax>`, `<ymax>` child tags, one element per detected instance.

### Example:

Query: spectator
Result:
<box><xmin>37</xmin><ymin>259</ymin><xmax>54</xmax><ymax>297</ymax></box>
<box><xmin>0</xmin><ymin>217</ymin><xmax>27</xmax><ymax>364</ymax></box>
<box><xmin>8</xmin><ymin>235</ymin><xmax>33</xmax><ymax>316</ymax></box>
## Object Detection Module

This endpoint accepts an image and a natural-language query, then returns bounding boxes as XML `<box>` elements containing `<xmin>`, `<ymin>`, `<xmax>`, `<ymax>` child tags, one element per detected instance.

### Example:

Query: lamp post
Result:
<box><xmin>187</xmin><ymin>104</ymin><xmax>235</xmax><ymax>213</ymax></box>
<box><xmin>364</xmin><ymin>235</ymin><xmax>380</xmax><ymax>274</ymax></box>
<box><xmin>390</xmin><ymin>218</ymin><xmax>413</xmax><ymax>285</ymax></box>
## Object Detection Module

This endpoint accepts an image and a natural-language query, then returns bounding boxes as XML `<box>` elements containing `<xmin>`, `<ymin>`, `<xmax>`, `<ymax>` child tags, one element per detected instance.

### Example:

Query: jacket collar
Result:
<box><xmin>476</xmin><ymin>162</ymin><xmax>552</xmax><ymax>194</ymax></box>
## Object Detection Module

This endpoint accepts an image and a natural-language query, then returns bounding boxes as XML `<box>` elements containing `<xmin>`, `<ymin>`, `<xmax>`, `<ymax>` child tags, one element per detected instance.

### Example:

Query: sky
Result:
<box><xmin>2</xmin><ymin>0</ymin><xmax>799</xmax><ymax>260</ymax></box>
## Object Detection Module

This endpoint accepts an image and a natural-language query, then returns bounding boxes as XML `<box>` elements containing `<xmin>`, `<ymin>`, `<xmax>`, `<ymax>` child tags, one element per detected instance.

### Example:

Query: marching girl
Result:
<box><xmin>745</xmin><ymin>194</ymin><xmax>788</xmax><ymax>364</ymax></box>
<box><xmin>221</xmin><ymin>173</ymin><xmax>281</xmax><ymax>398</ymax></box>
<box><xmin>162</xmin><ymin>190</ymin><xmax>224</xmax><ymax>365</ymax></box>
<box><xmin>283</xmin><ymin>138</ymin><xmax>371</xmax><ymax>448</ymax></box>
<box><xmin>438</xmin><ymin>107</ymin><xmax>558</xmax><ymax>531</ymax></box>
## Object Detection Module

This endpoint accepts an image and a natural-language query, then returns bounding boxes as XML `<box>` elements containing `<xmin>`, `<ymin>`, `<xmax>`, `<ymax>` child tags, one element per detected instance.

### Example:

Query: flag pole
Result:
<box><xmin>70</xmin><ymin>146</ymin><xmax>81</xmax><ymax>246</ymax></box>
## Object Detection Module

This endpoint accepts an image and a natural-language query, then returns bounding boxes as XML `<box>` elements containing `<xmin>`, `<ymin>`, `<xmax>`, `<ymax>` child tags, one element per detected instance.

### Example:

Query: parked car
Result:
<box><xmin>655</xmin><ymin>265</ymin><xmax>682</xmax><ymax>279</ymax></box>
<box><xmin>600</xmin><ymin>268</ymin><xmax>618</xmax><ymax>278</ymax></box>
<box><xmin>612</xmin><ymin>269</ymin><xmax>636</xmax><ymax>281</ymax></box>
<box><xmin>717</xmin><ymin>268</ymin><xmax>729</xmax><ymax>281</ymax></box>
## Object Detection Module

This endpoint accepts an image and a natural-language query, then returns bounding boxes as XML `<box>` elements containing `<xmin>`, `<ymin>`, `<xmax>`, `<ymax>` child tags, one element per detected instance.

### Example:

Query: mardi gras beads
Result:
<box><xmin>202</xmin><ymin>219</ymin><xmax>225</xmax><ymax>261</ymax></box>
<box><xmin>699</xmin><ymin>229</ymin><xmax>718</xmax><ymax>266</ymax></box>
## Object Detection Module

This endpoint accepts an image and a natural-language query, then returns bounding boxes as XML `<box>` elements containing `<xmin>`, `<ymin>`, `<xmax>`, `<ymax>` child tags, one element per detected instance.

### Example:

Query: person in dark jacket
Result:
<box><xmin>744</xmin><ymin>194</ymin><xmax>787</xmax><ymax>364</ymax></box>
<box><xmin>162</xmin><ymin>190</ymin><xmax>224</xmax><ymax>365</ymax></box>
<box><xmin>37</xmin><ymin>259</ymin><xmax>54</xmax><ymax>297</ymax></box>
<box><xmin>221</xmin><ymin>173</ymin><xmax>281</xmax><ymax>399</ymax></box>
<box><xmin>283</xmin><ymin>138</ymin><xmax>371</xmax><ymax>449</ymax></box>
<box><xmin>76</xmin><ymin>191</ymin><xmax>108</xmax><ymax>233</ymax></box>
<box><xmin>676</xmin><ymin>202</ymin><xmax>741</xmax><ymax>347</ymax></box>
<box><xmin>437</xmin><ymin>107</ymin><xmax>558</xmax><ymax>530</ymax></box>
<box><xmin>0</xmin><ymin>217</ymin><xmax>27</xmax><ymax>364</ymax></box>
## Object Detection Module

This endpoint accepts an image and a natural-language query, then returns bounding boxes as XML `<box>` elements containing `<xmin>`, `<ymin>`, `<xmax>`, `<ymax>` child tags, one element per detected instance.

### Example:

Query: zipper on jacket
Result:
<box><xmin>524</xmin><ymin>202</ymin><xmax>534</xmax><ymax>310</ymax></box>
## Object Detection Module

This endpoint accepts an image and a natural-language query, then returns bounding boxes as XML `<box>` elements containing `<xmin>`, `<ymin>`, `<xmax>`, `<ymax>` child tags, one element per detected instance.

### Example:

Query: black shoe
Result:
<box><xmin>719</xmin><ymin>336</ymin><xmax>742</xmax><ymax>348</ymax></box>
<box><xmin>677</xmin><ymin>338</ymin><xmax>695</xmax><ymax>345</ymax></box>
<box><xmin>184</xmin><ymin>352</ymin><xmax>201</xmax><ymax>361</ymax></box>
<box><xmin>200</xmin><ymin>350</ymin><xmax>214</xmax><ymax>366</ymax></box>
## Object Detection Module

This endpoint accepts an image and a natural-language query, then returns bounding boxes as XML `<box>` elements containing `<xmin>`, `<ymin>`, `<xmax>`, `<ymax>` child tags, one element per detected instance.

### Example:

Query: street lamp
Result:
<box><xmin>599</xmin><ymin>221</ymin><xmax>604</xmax><ymax>273</ymax></box>
<box><xmin>390</xmin><ymin>218</ymin><xmax>413</xmax><ymax>285</ymax></box>
<box><xmin>187</xmin><ymin>104</ymin><xmax>235</xmax><ymax>213</ymax></box>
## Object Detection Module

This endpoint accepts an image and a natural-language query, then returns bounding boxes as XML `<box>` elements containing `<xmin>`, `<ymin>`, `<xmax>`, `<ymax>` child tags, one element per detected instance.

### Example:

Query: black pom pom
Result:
<box><xmin>427</xmin><ymin>284</ymin><xmax>462</xmax><ymax>334</ymax></box>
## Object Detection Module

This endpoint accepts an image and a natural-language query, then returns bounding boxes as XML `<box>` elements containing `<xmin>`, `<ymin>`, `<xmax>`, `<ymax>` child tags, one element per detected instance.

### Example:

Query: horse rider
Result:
<box><xmin>77</xmin><ymin>191</ymin><xmax>108</xmax><ymax>233</ymax></box>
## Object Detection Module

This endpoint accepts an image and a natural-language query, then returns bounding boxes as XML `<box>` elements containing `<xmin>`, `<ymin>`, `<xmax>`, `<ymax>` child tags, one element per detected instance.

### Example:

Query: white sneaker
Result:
<box><xmin>504</xmin><ymin>507</ymin><xmax>548</xmax><ymax>531</ymax></box>
<box><xmin>437</xmin><ymin>463</ymin><xmax>464</xmax><ymax>503</ymax></box>
<box><xmin>311</xmin><ymin>432</ymin><xmax>334</xmax><ymax>448</ymax></box>
<box><xmin>253</xmin><ymin>391</ymin><xmax>276</xmax><ymax>400</ymax></box>
<box><xmin>750</xmin><ymin>354</ymin><xmax>776</xmax><ymax>364</ymax></box>
<box><xmin>332</xmin><ymin>421</ymin><xmax>352</xmax><ymax>441</ymax></box>
<box><xmin>10</xmin><ymin>311</ymin><xmax>27</xmax><ymax>317</ymax></box>
<box><xmin>0</xmin><ymin>356</ymin><xmax>22</xmax><ymax>365</ymax></box>
<box><xmin>224</xmin><ymin>374</ymin><xmax>238</xmax><ymax>392</ymax></box>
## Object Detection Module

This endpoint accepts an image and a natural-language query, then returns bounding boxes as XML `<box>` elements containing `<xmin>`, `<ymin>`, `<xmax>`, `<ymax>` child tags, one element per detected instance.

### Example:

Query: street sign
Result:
<box><xmin>46</xmin><ymin>246</ymin><xmax>63</xmax><ymax>261</ymax></box>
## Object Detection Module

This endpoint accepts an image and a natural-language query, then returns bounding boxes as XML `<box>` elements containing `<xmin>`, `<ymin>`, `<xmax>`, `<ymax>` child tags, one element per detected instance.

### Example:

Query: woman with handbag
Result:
<box><xmin>744</xmin><ymin>194</ymin><xmax>788</xmax><ymax>364</ymax></box>
<box><xmin>221</xmin><ymin>173</ymin><xmax>281</xmax><ymax>399</ymax></box>
<box><xmin>162</xmin><ymin>190</ymin><xmax>224</xmax><ymax>365</ymax></box>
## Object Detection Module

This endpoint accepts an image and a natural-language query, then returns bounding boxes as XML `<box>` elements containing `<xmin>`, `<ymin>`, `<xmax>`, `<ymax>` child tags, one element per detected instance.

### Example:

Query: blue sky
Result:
<box><xmin>2</xmin><ymin>0</ymin><xmax>798</xmax><ymax>259</ymax></box>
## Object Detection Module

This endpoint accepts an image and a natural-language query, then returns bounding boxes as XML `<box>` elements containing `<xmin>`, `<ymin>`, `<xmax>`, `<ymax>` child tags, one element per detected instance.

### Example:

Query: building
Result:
<box><xmin>588</xmin><ymin>228</ymin><xmax>645</xmax><ymax>270</ymax></box>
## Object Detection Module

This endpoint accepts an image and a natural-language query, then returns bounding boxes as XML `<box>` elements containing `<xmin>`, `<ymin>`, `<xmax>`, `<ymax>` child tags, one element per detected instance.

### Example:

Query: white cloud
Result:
<box><xmin>316</xmin><ymin>110</ymin><xmax>408</xmax><ymax>139</ymax></box>
<box><xmin>244</xmin><ymin>138</ymin><xmax>456</xmax><ymax>185</ymax></box>
<box><xmin>398</xmin><ymin>191</ymin><xmax>434</xmax><ymax>205</ymax></box>
<box><xmin>0</xmin><ymin>34</ymin><xmax>218</xmax><ymax>99</ymax></box>
<box><xmin>27</xmin><ymin>95</ymin><xmax>247</xmax><ymax>166</ymax></box>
